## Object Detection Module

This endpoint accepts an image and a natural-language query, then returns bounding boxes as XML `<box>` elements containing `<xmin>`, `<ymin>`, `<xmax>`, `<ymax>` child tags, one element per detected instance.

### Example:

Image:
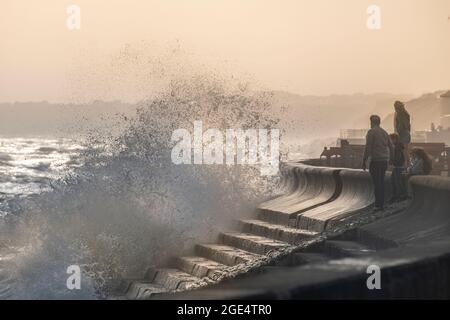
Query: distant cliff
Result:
<box><xmin>2</xmin><ymin>91</ymin><xmax>440</xmax><ymax>140</ymax></box>
<box><xmin>0</xmin><ymin>101</ymin><xmax>136</xmax><ymax>137</ymax></box>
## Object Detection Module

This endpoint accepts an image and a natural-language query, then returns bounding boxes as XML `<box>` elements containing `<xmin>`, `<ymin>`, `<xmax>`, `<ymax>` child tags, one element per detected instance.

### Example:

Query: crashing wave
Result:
<box><xmin>0</xmin><ymin>49</ymin><xmax>282</xmax><ymax>299</ymax></box>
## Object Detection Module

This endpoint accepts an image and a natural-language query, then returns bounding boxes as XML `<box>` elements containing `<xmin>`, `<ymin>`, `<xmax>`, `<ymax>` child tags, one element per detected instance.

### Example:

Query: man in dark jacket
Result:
<box><xmin>362</xmin><ymin>115</ymin><xmax>394</xmax><ymax>210</ymax></box>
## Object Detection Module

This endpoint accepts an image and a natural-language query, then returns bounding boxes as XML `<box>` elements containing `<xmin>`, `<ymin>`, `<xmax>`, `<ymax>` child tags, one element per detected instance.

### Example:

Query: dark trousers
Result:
<box><xmin>369</xmin><ymin>160</ymin><xmax>388</xmax><ymax>208</ymax></box>
<box><xmin>391</xmin><ymin>167</ymin><xmax>407</xmax><ymax>199</ymax></box>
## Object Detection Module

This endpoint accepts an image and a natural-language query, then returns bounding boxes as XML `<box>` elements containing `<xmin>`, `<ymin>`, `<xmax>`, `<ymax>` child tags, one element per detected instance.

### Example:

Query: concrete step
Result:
<box><xmin>240</xmin><ymin>219</ymin><xmax>318</xmax><ymax>244</ymax></box>
<box><xmin>258</xmin><ymin>209</ymin><xmax>296</xmax><ymax>227</ymax></box>
<box><xmin>219</xmin><ymin>232</ymin><xmax>292</xmax><ymax>255</ymax></box>
<box><xmin>195</xmin><ymin>244</ymin><xmax>263</xmax><ymax>266</ymax></box>
<box><xmin>175</xmin><ymin>256</ymin><xmax>229</xmax><ymax>279</ymax></box>
<box><xmin>145</xmin><ymin>268</ymin><xmax>199</xmax><ymax>291</ymax></box>
<box><xmin>323</xmin><ymin>240</ymin><xmax>376</xmax><ymax>258</ymax></box>
<box><xmin>126</xmin><ymin>281</ymin><xmax>168</xmax><ymax>300</ymax></box>
<box><xmin>296</xmin><ymin>214</ymin><xmax>325</xmax><ymax>232</ymax></box>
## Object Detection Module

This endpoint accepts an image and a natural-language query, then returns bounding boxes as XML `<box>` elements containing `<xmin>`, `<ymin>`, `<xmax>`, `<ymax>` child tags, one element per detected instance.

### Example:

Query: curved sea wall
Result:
<box><xmin>296</xmin><ymin>169</ymin><xmax>375</xmax><ymax>231</ymax></box>
<box><xmin>258</xmin><ymin>164</ymin><xmax>341</xmax><ymax>226</ymax></box>
<box><xmin>258</xmin><ymin>163</ymin><xmax>391</xmax><ymax>232</ymax></box>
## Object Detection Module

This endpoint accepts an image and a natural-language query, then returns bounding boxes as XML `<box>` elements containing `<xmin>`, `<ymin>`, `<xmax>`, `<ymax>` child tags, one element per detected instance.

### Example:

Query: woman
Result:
<box><xmin>407</xmin><ymin>147</ymin><xmax>433</xmax><ymax>176</ymax></box>
<box><xmin>394</xmin><ymin>101</ymin><xmax>411</xmax><ymax>164</ymax></box>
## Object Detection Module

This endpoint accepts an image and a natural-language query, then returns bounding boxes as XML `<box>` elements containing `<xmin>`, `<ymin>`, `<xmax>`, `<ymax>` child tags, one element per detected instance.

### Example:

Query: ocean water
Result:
<box><xmin>0</xmin><ymin>137</ymin><xmax>84</xmax><ymax>204</ymax></box>
<box><xmin>0</xmin><ymin>137</ymin><xmax>89</xmax><ymax>299</ymax></box>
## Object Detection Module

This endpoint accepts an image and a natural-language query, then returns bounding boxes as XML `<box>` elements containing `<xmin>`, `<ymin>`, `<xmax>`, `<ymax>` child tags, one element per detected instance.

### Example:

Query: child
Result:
<box><xmin>389</xmin><ymin>133</ymin><xmax>407</xmax><ymax>203</ymax></box>
<box><xmin>408</xmin><ymin>147</ymin><xmax>433</xmax><ymax>176</ymax></box>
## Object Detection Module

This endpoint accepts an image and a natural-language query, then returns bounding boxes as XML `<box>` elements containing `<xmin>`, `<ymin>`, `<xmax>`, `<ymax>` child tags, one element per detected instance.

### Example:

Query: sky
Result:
<box><xmin>1</xmin><ymin>0</ymin><xmax>450</xmax><ymax>102</ymax></box>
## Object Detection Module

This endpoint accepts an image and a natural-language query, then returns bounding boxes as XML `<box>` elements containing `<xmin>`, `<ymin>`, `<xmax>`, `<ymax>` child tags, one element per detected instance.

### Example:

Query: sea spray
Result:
<box><xmin>0</xmin><ymin>47</ymin><xmax>282</xmax><ymax>299</ymax></box>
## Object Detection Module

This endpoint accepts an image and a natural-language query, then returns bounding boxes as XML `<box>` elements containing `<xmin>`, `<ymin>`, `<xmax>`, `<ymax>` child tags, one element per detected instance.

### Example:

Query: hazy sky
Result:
<box><xmin>1</xmin><ymin>0</ymin><xmax>450</xmax><ymax>102</ymax></box>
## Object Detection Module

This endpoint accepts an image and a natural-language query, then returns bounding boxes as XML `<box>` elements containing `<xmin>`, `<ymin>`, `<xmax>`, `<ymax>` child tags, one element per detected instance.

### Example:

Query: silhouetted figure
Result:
<box><xmin>389</xmin><ymin>133</ymin><xmax>407</xmax><ymax>203</ymax></box>
<box><xmin>407</xmin><ymin>147</ymin><xmax>433</xmax><ymax>176</ymax></box>
<box><xmin>394</xmin><ymin>101</ymin><xmax>411</xmax><ymax>164</ymax></box>
<box><xmin>362</xmin><ymin>115</ymin><xmax>394</xmax><ymax>210</ymax></box>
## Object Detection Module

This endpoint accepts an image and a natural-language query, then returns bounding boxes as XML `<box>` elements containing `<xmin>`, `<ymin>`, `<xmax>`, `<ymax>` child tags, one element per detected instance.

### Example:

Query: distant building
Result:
<box><xmin>423</xmin><ymin>91</ymin><xmax>450</xmax><ymax>145</ymax></box>
<box><xmin>426</xmin><ymin>124</ymin><xmax>450</xmax><ymax>145</ymax></box>
<box><xmin>440</xmin><ymin>91</ymin><xmax>450</xmax><ymax>129</ymax></box>
<box><xmin>339</xmin><ymin>129</ymin><xmax>368</xmax><ymax>145</ymax></box>
<box><xmin>412</xmin><ymin>131</ymin><xmax>427</xmax><ymax>143</ymax></box>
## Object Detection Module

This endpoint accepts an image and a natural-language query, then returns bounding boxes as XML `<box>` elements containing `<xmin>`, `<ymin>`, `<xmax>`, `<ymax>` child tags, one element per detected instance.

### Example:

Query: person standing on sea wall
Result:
<box><xmin>389</xmin><ymin>133</ymin><xmax>407</xmax><ymax>203</ymax></box>
<box><xmin>362</xmin><ymin>115</ymin><xmax>394</xmax><ymax>211</ymax></box>
<box><xmin>394</xmin><ymin>101</ymin><xmax>411</xmax><ymax>165</ymax></box>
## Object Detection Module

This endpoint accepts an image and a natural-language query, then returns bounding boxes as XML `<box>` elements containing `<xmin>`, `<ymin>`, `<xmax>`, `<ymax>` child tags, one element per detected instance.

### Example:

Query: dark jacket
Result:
<box><xmin>363</xmin><ymin>126</ymin><xmax>394</xmax><ymax>163</ymax></box>
<box><xmin>392</xmin><ymin>142</ymin><xmax>405</xmax><ymax>167</ymax></box>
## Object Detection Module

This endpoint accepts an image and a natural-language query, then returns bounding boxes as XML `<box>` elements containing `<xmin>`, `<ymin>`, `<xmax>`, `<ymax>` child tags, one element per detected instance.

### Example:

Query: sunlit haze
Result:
<box><xmin>1</xmin><ymin>0</ymin><xmax>450</xmax><ymax>102</ymax></box>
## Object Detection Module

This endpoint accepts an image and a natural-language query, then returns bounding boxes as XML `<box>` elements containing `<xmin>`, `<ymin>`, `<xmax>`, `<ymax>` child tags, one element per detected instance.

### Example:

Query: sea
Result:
<box><xmin>0</xmin><ymin>137</ymin><xmax>84</xmax><ymax>205</ymax></box>
<box><xmin>0</xmin><ymin>136</ymin><xmax>90</xmax><ymax>299</ymax></box>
